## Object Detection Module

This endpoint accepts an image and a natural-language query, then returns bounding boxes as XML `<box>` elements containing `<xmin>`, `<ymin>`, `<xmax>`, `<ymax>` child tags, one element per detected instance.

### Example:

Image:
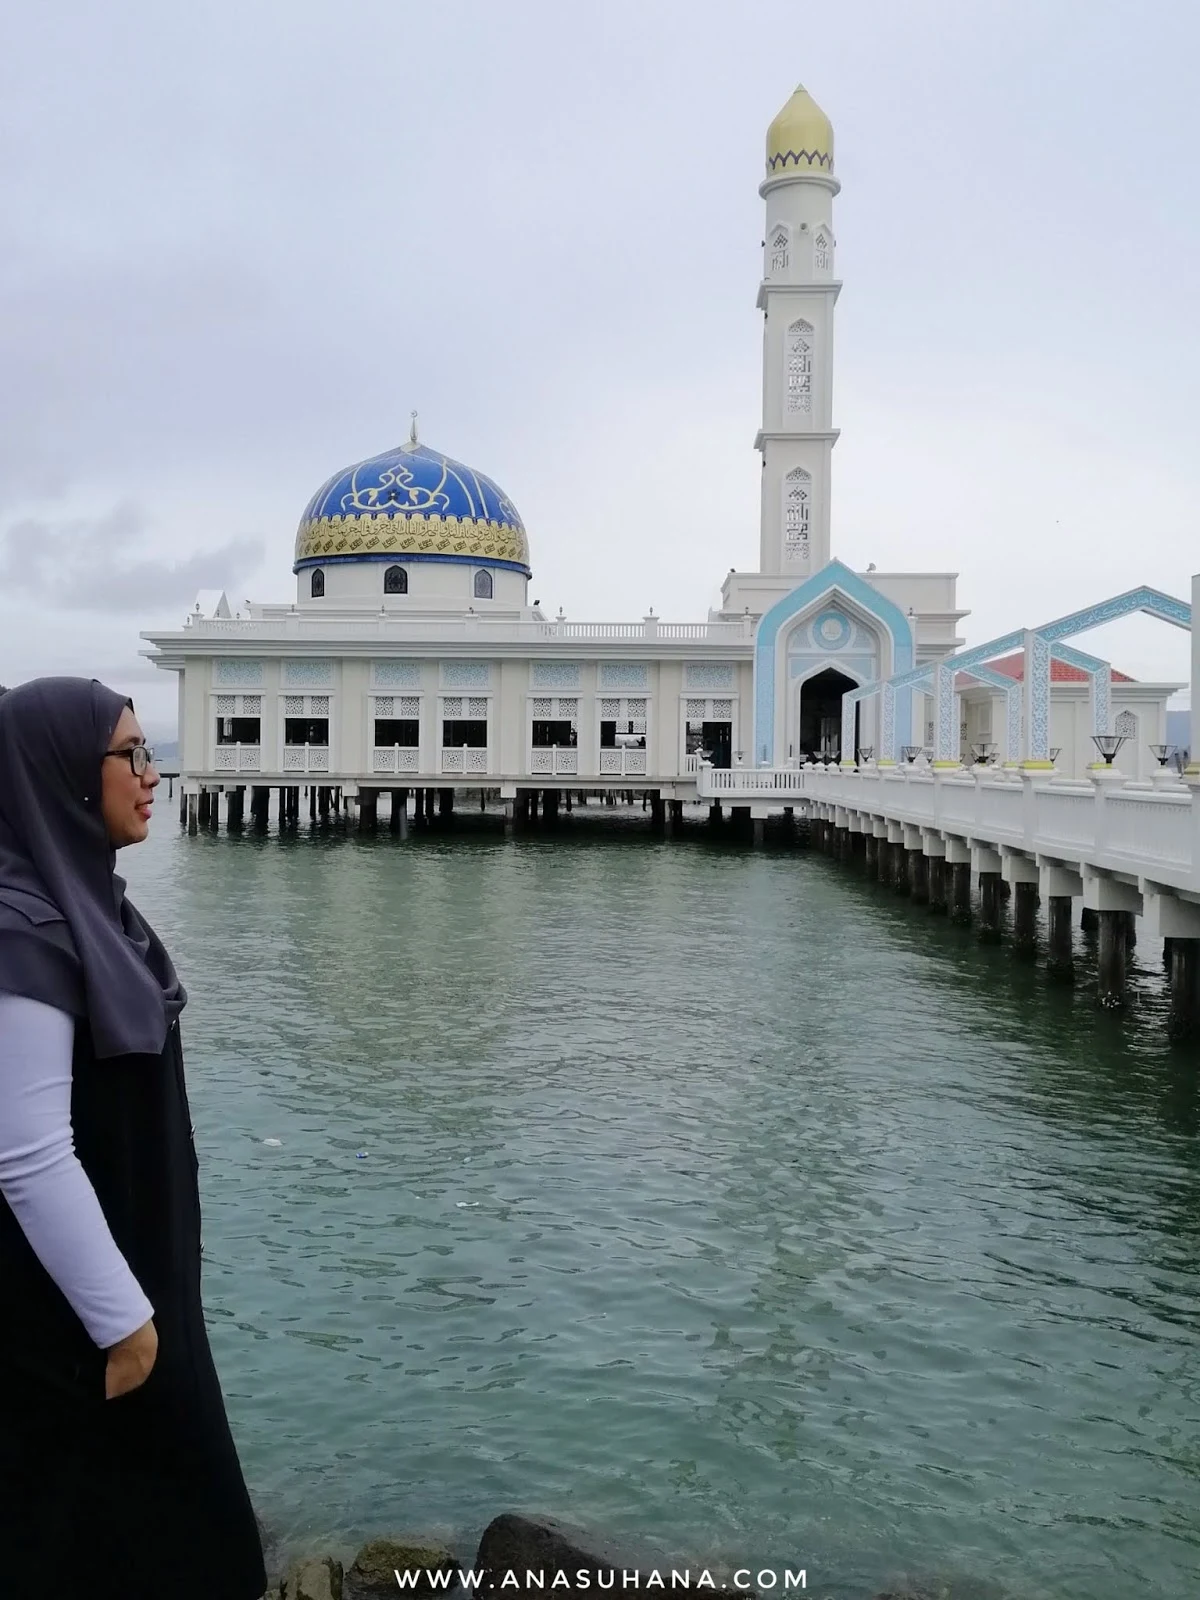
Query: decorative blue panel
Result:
<box><xmin>881</xmin><ymin>683</ymin><xmax>896</xmax><ymax>761</ymax></box>
<box><xmin>531</xmin><ymin>661</ymin><xmax>581</xmax><ymax>689</ymax></box>
<box><xmin>213</xmin><ymin>658</ymin><xmax>264</xmax><ymax>687</ymax></box>
<box><xmin>599</xmin><ymin>663</ymin><xmax>649</xmax><ymax>690</ymax></box>
<box><xmin>1092</xmin><ymin>670</ymin><xmax>1112</xmax><ymax>736</ymax></box>
<box><xmin>1005</xmin><ymin>685</ymin><xmax>1022</xmax><ymax>761</ymax></box>
<box><xmin>283</xmin><ymin>659</ymin><xmax>334</xmax><ymax>688</ymax></box>
<box><xmin>685</xmin><ymin>663</ymin><xmax>734</xmax><ymax>690</ymax></box>
<box><xmin>934</xmin><ymin>663</ymin><xmax>957</xmax><ymax>761</ymax></box>
<box><xmin>442</xmin><ymin>660</ymin><xmax>492</xmax><ymax>688</ymax></box>
<box><xmin>840</xmin><ymin>696</ymin><xmax>856</xmax><ymax>763</ymax></box>
<box><xmin>373</xmin><ymin>660</ymin><xmax>422</xmax><ymax>687</ymax></box>
<box><xmin>813</xmin><ymin>609</ymin><xmax>852</xmax><ymax>650</ymax></box>
<box><xmin>1027</xmin><ymin>634</ymin><xmax>1051</xmax><ymax>761</ymax></box>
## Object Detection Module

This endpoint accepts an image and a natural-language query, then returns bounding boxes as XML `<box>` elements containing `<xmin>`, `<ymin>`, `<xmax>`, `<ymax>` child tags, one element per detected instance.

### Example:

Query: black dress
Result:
<box><xmin>0</xmin><ymin>1014</ymin><xmax>267</xmax><ymax>1600</ymax></box>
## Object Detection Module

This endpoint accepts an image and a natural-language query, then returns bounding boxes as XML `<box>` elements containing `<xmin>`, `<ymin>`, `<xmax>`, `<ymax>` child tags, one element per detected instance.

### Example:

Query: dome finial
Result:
<box><xmin>409</xmin><ymin>410</ymin><xmax>419</xmax><ymax>446</ymax></box>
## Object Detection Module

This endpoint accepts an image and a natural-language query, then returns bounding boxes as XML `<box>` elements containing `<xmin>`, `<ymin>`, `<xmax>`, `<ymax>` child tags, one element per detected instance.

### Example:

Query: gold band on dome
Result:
<box><xmin>295</xmin><ymin>513</ymin><xmax>531</xmax><ymax>569</ymax></box>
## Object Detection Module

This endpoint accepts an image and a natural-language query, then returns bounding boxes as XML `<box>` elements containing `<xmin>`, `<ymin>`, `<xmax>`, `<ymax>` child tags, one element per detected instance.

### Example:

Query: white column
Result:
<box><xmin>1189</xmin><ymin>573</ymin><xmax>1200</xmax><ymax>774</ymax></box>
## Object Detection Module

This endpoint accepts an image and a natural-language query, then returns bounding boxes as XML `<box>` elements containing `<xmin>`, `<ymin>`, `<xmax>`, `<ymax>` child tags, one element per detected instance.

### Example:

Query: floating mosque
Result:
<box><xmin>143</xmin><ymin>84</ymin><xmax>1176</xmax><ymax>821</ymax></box>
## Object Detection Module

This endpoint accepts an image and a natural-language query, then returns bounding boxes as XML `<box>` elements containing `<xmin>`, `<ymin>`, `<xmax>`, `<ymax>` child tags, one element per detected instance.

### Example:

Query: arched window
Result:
<box><xmin>310</xmin><ymin>567</ymin><xmax>325</xmax><ymax>598</ymax></box>
<box><xmin>785</xmin><ymin>320</ymin><xmax>814</xmax><ymax>415</ymax></box>
<box><xmin>782</xmin><ymin>468</ymin><xmax>812</xmax><ymax>564</ymax></box>
<box><xmin>813</xmin><ymin>230</ymin><xmax>831</xmax><ymax>272</ymax></box>
<box><xmin>473</xmin><ymin>569</ymin><xmax>494</xmax><ymax>600</ymax></box>
<box><xmin>1115</xmin><ymin>710</ymin><xmax>1138</xmax><ymax>739</ymax></box>
<box><xmin>769</xmin><ymin>224</ymin><xmax>789</xmax><ymax>274</ymax></box>
<box><xmin>384</xmin><ymin>564</ymin><xmax>408</xmax><ymax>595</ymax></box>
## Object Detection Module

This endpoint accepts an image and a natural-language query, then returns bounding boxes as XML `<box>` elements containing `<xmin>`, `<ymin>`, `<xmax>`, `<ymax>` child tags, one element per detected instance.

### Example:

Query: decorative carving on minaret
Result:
<box><xmin>785</xmin><ymin>320</ymin><xmax>814</xmax><ymax>415</ymax></box>
<box><xmin>783</xmin><ymin>468</ymin><xmax>812</xmax><ymax>566</ymax></box>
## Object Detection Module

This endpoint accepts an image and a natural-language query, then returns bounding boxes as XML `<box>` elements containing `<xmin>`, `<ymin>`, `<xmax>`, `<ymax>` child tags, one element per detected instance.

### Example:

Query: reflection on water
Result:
<box><xmin>119</xmin><ymin>816</ymin><xmax>1200</xmax><ymax>1599</ymax></box>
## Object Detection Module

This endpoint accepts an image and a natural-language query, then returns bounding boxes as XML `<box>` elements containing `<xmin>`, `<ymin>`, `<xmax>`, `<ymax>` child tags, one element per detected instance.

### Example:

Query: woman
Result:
<box><xmin>0</xmin><ymin>677</ymin><xmax>267</xmax><ymax>1600</ymax></box>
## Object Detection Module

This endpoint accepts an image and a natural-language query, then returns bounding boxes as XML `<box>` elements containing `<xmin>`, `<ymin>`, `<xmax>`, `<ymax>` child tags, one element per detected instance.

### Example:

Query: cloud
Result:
<box><xmin>0</xmin><ymin>503</ymin><xmax>263</xmax><ymax>612</ymax></box>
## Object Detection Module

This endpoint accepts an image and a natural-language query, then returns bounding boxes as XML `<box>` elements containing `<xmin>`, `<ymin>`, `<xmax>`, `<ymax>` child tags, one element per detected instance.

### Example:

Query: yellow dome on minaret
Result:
<box><xmin>766</xmin><ymin>83</ymin><xmax>834</xmax><ymax>176</ymax></box>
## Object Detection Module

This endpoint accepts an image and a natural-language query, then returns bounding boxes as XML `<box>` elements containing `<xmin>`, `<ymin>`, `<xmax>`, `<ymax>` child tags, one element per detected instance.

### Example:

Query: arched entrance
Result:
<box><xmin>799</xmin><ymin>667</ymin><xmax>858</xmax><ymax>761</ymax></box>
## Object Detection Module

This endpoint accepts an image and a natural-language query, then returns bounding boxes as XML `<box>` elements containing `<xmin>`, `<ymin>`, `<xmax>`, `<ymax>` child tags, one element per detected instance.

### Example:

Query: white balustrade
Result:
<box><xmin>599</xmin><ymin>747</ymin><xmax>648</xmax><ymax>777</ymax></box>
<box><xmin>181</xmin><ymin>616</ymin><xmax>750</xmax><ymax>645</ymax></box>
<box><xmin>213</xmin><ymin>743</ymin><xmax>261</xmax><ymax>773</ymax></box>
<box><xmin>372</xmin><ymin>746</ymin><xmax>420</xmax><ymax>775</ymax></box>
<box><xmin>441</xmin><ymin>746</ymin><xmax>490</xmax><ymax>775</ymax></box>
<box><xmin>282</xmin><ymin>744</ymin><xmax>329</xmax><ymax>773</ymax></box>
<box><xmin>530</xmin><ymin>747</ymin><xmax>579</xmax><ymax>776</ymax></box>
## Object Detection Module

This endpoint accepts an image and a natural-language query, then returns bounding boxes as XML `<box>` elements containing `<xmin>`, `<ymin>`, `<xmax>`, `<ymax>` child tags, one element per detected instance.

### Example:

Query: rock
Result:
<box><xmin>474</xmin><ymin>1514</ymin><xmax>731</xmax><ymax>1596</ymax></box>
<box><xmin>345</xmin><ymin>1538</ymin><xmax>458</xmax><ymax>1599</ymax></box>
<box><xmin>283</xmin><ymin>1554</ymin><xmax>345</xmax><ymax>1600</ymax></box>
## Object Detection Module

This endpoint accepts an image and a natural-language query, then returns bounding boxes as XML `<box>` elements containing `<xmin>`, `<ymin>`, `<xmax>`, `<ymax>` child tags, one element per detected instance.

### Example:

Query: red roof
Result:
<box><xmin>957</xmin><ymin>651</ymin><xmax>1134</xmax><ymax>689</ymax></box>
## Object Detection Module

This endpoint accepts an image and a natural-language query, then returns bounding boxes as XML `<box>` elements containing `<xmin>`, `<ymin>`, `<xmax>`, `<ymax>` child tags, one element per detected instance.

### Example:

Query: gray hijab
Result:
<box><xmin>0</xmin><ymin>676</ymin><xmax>185</xmax><ymax>1058</ymax></box>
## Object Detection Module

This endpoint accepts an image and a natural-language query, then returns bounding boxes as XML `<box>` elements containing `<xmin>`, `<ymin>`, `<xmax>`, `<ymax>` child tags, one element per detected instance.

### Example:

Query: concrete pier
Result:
<box><xmin>949</xmin><ymin>862</ymin><xmax>971</xmax><ymax>925</ymax></box>
<box><xmin>1012</xmin><ymin>883</ymin><xmax>1038</xmax><ymax>961</ymax></box>
<box><xmin>1046</xmin><ymin>896</ymin><xmax>1075</xmax><ymax>983</ymax></box>
<box><xmin>927</xmin><ymin>855</ymin><xmax>947</xmax><ymax>914</ymax></box>
<box><xmin>1097</xmin><ymin>909</ymin><xmax>1128</xmax><ymax>1009</ymax></box>
<box><xmin>909</xmin><ymin>849</ymin><xmax>929</xmax><ymax>904</ymax></box>
<box><xmin>978</xmin><ymin>872</ymin><xmax>1002</xmax><ymax>944</ymax></box>
<box><xmin>1168</xmin><ymin>938</ymin><xmax>1200</xmax><ymax>1043</ymax></box>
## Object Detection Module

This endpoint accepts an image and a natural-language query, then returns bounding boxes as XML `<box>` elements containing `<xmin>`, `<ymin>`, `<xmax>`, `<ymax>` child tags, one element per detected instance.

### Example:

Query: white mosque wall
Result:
<box><xmin>296</xmin><ymin>558</ymin><xmax>528</xmax><ymax>610</ymax></box>
<box><xmin>181</xmin><ymin>650</ymin><xmax>756</xmax><ymax>784</ymax></box>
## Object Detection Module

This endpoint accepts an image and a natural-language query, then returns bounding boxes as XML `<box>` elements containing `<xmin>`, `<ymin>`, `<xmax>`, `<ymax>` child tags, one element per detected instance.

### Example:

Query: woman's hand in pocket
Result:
<box><xmin>105</xmin><ymin>1318</ymin><xmax>158</xmax><ymax>1399</ymax></box>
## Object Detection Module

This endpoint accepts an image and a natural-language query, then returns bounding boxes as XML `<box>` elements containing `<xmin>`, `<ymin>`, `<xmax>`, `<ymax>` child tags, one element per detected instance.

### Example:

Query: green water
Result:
<box><xmin>120</xmin><ymin>813</ymin><xmax>1200</xmax><ymax>1599</ymax></box>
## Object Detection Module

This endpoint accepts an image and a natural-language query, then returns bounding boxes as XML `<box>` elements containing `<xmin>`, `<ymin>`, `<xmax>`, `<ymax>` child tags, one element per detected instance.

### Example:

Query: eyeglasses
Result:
<box><xmin>104</xmin><ymin>744</ymin><xmax>156</xmax><ymax>776</ymax></box>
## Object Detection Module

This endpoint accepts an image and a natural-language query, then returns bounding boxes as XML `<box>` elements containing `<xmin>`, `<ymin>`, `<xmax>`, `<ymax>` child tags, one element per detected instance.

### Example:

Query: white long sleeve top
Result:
<box><xmin>0</xmin><ymin>989</ymin><xmax>154</xmax><ymax>1348</ymax></box>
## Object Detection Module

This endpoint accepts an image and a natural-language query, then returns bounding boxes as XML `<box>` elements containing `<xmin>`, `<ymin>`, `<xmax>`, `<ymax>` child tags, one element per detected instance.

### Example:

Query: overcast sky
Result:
<box><xmin>3</xmin><ymin>0</ymin><xmax>1197</xmax><ymax>735</ymax></box>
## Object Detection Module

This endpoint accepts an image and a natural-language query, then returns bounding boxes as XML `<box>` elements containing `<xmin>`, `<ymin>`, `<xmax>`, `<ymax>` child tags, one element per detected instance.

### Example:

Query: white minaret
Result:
<box><xmin>755</xmin><ymin>84</ymin><xmax>840</xmax><ymax>577</ymax></box>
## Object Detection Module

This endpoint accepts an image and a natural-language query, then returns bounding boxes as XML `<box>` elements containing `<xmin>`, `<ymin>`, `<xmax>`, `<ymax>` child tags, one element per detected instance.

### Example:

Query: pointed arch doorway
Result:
<box><xmin>799</xmin><ymin>667</ymin><xmax>858</xmax><ymax>761</ymax></box>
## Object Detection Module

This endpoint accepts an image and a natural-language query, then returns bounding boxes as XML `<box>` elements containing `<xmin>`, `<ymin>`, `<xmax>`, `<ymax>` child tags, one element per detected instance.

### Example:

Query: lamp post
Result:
<box><xmin>857</xmin><ymin>745</ymin><xmax>874</xmax><ymax>767</ymax></box>
<box><xmin>970</xmin><ymin>741</ymin><xmax>997</xmax><ymax>766</ymax></box>
<box><xmin>1090</xmin><ymin>733</ymin><xmax>1127</xmax><ymax>766</ymax></box>
<box><xmin>901</xmin><ymin>745</ymin><xmax>921</xmax><ymax>764</ymax></box>
<box><xmin>1149</xmin><ymin>743</ymin><xmax>1175</xmax><ymax>767</ymax></box>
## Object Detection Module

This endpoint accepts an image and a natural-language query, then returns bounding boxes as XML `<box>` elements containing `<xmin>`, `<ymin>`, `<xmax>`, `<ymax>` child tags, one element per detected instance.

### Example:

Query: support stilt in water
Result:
<box><xmin>949</xmin><ymin>861</ymin><xmax>972</xmax><ymax>925</ymax></box>
<box><xmin>893</xmin><ymin>847</ymin><xmax>911</xmax><ymax>896</ymax></box>
<box><xmin>198</xmin><ymin>789</ymin><xmax>211</xmax><ymax>828</ymax></box>
<box><xmin>359</xmin><ymin>790</ymin><xmax>379</xmax><ymax>831</ymax></box>
<box><xmin>863</xmin><ymin>833</ymin><xmax>878</xmax><ymax>878</ymax></box>
<box><xmin>1046</xmin><ymin>896</ymin><xmax>1075</xmax><ymax>982</ymax></box>
<box><xmin>708</xmin><ymin>801</ymin><xmax>723</xmax><ymax>827</ymax></box>
<box><xmin>1097</xmin><ymin>909</ymin><xmax>1128</xmax><ymax>1009</ymax></box>
<box><xmin>909</xmin><ymin>850</ymin><xmax>929</xmax><ymax>905</ymax></box>
<box><xmin>752</xmin><ymin>816</ymin><xmax>765</xmax><ymax>848</ymax></box>
<box><xmin>438</xmin><ymin>788</ymin><xmax>454</xmax><ymax>820</ymax></box>
<box><xmin>187</xmin><ymin>793</ymin><xmax>198</xmax><ymax>836</ymax></box>
<box><xmin>1012</xmin><ymin>882</ymin><xmax>1038</xmax><ymax>960</ymax></box>
<box><xmin>927</xmin><ymin>856</ymin><xmax>947</xmax><ymax>914</ymax></box>
<box><xmin>1081</xmin><ymin>906</ymin><xmax>1099</xmax><ymax>936</ymax></box>
<box><xmin>978</xmin><ymin>872</ymin><xmax>1002</xmax><ymax>944</ymax></box>
<box><xmin>1167</xmin><ymin>938</ymin><xmax>1200</xmax><ymax>1043</ymax></box>
<box><xmin>178</xmin><ymin>789</ymin><xmax>187</xmax><ymax>826</ymax></box>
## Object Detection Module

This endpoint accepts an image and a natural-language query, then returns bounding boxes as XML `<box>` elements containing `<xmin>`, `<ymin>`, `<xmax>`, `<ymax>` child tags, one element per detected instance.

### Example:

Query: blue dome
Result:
<box><xmin>295</xmin><ymin>440</ymin><xmax>530</xmax><ymax>575</ymax></box>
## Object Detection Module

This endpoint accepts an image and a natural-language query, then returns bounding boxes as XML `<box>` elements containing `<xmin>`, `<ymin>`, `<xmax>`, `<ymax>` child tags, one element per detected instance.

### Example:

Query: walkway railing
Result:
<box><xmin>696</xmin><ymin>762</ymin><xmax>1200</xmax><ymax>894</ymax></box>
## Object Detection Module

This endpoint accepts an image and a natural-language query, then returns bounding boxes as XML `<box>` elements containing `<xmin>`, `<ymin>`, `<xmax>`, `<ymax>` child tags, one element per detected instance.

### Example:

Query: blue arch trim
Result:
<box><xmin>753</xmin><ymin>560</ymin><xmax>915</xmax><ymax>762</ymax></box>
